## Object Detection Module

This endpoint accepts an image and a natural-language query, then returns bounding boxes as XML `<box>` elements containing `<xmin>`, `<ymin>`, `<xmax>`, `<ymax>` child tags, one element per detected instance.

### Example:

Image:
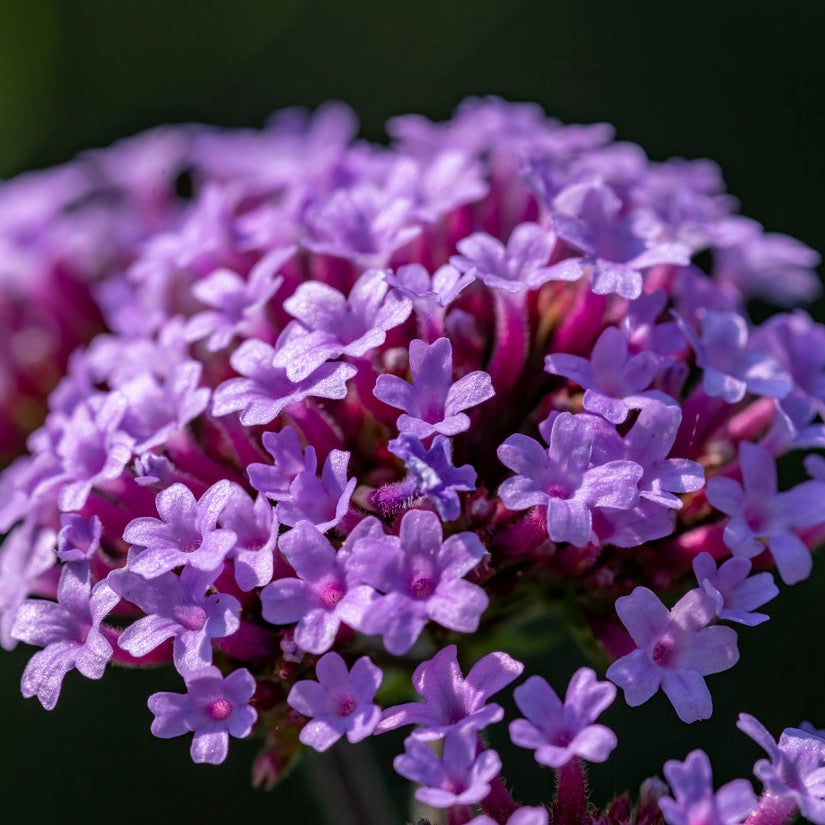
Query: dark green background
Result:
<box><xmin>1</xmin><ymin>1</ymin><xmax>824</xmax><ymax>822</ymax></box>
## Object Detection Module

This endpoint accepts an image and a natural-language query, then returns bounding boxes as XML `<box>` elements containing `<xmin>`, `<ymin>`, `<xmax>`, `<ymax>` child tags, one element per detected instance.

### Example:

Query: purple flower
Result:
<box><xmin>303</xmin><ymin>184</ymin><xmax>420</xmax><ymax>267</ymax></box>
<box><xmin>279</xmin><ymin>268</ymin><xmax>412</xmax><ymax>381</ymax></box>
<box><xmin>217</xmin><ymin>486</ymin><xmax>279</xmax><ymax>591</ymax></box>
<box><xmin>630</xmin><ymin>157</ymin><xmax>734</xmax><ymax>251</ymax></box>
<box><xmin>545</xmin><ymin>326</ymin><xmax>661</xmax><ymax>423</ymax></box>
<box><xmin>260</xmin><ymin>520</ymin><xmax>376</xmax><ymax>654</ymax></box>
<box><xmin>497</xmin><ymin>411</ymin><xmax>643</xmax><ymax>547</ymax></box>
<box><xmin>133</xmin><ymin>452</ymin><xmax>176</xmax><ymax>488</ymax></box>
<box><xmin>622</xmin><ymin>289</ymin><xmax>686</xmax><ymax>358</ymax></box>
<box><xmin>509</xmin><ymin>668</ymin><xmax>617</xmax><ymax>767</ymax></box>
<box><xmin>0</xmin><ymin>522</ymin><xmax>57</xmax><ymax>650</ymax></box>
<box><xmin>606</xmin><ymin>587</ymin><xmax>739</xmax><ymax>723</ymax></box>
<box><xmin>122</xmin><ymin>481</ymin><xmax>237</xmax><ymax>579</ymax></box>
<box><xmin>659</xmin><ymin>749</ymin><xmax>757</xmax><ymax>825</ymax></box>
<box><xmin>377</xmin><ymin>644</ymin><xmax>524</xmax><ymax>739</ymax></box>
<box><xmin>118</xmin><ymin>361</ymin><xmax>210</xmax><ymax>452</ymax></box>
<box><xmin>287</xmin><ymin>651</ymin><xmax>382</xmax><ymax>752</ymax></box>
<box><xmin>11</xmin><ymin>563</ymin><xmax>119</xmax><ymax>709</ymax></box>
<box><xmin>148</xmin><ymin>665</ymin><xmax>257</xmax><ymax>764</ymax></box>
<box><xmin>737</xmin><ymin>713</ymin><xmax>825</xmax><ymax>823</ymax></box>
<box><xmin>56</xmin><ymin>513</ymin><xmax>101</xmax><ymax>563</ymax></box>
<box><xmin>394</xmin><ymin>726</ymin><xmax>502</xmax><ymax>808</ymax></box>
<box><xmin>692</xmin><ymin>552</ymin><xmax>778</xmax><ymax>626</ymax></box>
<box><xmin>53</xmin><ymin>393</ymin><xmax>135</xmax><ymax>511</ymax></box>
<box><xmin>551</xmin><ymin>183</ymin><xmax>690</xmax><ymax>299</ymax></box>
<box><xmin>108</xmin><ymin>566</ymin><xmax>240</xmax><ymax>673</ymax></box>
<box><xmin>602</xmin><ymin>400</ymin><xmax>704</xmax><ymax>521</ymax></box>
<box><xmin>679</xmin><ymin>310</ymin><xmax>792</xmax><ymax>404</ymax></box>
<box><xmin>387</xmin><ymin>434</ymin><xmax>477</xmax><ymax>521</ymax></box>
<box><xmin>451</xmin><ymin>222</ymin><xmax>580</xmax><ymax>293</ymax></box>
<box><xmin>247</xmin><ymin>426</ymin><xmax>316</xmax><ymax>502</ymax></box>
<box><xmin>346</xmin><ymin>509</ymin><xmax>488</xmax><ymax>654</ymax></box>
<box><xmin>276</xmin><ymin>449</ymin><xmax>356</xmax><ymax>533</ymax></box>
<box><xmin>469</xmin><ymin>809</ymin><xmax>549</xmax><ymax>825</ymax></box>
<box><xmin>373</xmin><ymin>337</ymin><xmax>495</xmax><ymax>439</ymax></box>
<box><xmin>706</xmin><ymin>441</ymin><xmax>825</xmax><ymax>584</ymax></box>
<box><xmin>752</xmin><ymin>310</ymin><xmax>825</xmax><ymax>428</ymax></box>
<box><xmin>714</xmin><ymin>218</ymin><xmax>821</xmax><ymax>306</ymax></box>
<box><xmin>385</xmin><ymin>262</ymin><xmax>474</xmax><ymax>314</ymax></box>
<box><xmin>185</xmin><ymin>247</ymin><xmax>293</xmax><ymax>351</ymax></box>
<box><xmin>211</xmin><ymin>335</ymin><xmax>356</xmax><ymax>426</ymax></box>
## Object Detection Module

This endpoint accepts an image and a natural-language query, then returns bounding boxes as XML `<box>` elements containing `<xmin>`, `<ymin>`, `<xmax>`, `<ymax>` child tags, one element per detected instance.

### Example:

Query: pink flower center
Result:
<box><xmin>651</xmin><ymin>635</ymin><xmax>677</xmax><ymax>668</ymax></box>
<box><xmin>409</xmin><ymin>574</ymin><xmax>436</xmax><ymax>599</ymax></box>
<box><xmin>206</xmin><ymin>698</ymin><xmax>233</xmax><ymax>721</ymax></box>
<box><xmin>318</xmin><ymin>579</ymin><xmax>345</xmax><ymax>609</ymax></box>
<box><xmin>336</xmin><ymin>695</ymin><xmax>357</xmax><ymax>717</ymax></box>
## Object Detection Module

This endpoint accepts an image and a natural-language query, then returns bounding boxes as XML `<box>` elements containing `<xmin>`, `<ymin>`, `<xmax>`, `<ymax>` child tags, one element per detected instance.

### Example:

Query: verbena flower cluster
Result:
<box><xmin>2</xmin><ymin>97</ymin><xmax>825</xmax><ymax>824</ymax></box>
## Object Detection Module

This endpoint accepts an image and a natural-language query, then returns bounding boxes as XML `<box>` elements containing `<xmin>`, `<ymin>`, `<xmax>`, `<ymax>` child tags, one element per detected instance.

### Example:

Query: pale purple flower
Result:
<box><xmin>679</xmin><ymin>310</ymin><xmax>792</xmax><ymax>404</ymax></box>
<box><xmin>606</xmin><ymin>587</ymin><xmax>739</xmax><ymax>723</ymax></box>
<box><xmin>551</xmin><ymin>184</ymin><xmax>690</xmax><ymax>299</ymax></box>
<box><xmin>11</xmin><ymin>563</ymin><xmax>119</xmax><ymax>709</ymax></box>
<box><xmin>373</xmin><ymin>337</ymin><xmax>495</xmax><ymax>439</ymax></box>
<box><xmin>247</xmin><ymin>426</ymin><xmax>316</xmax><ymax>502</ymax></box>
<box><xmin>509</xmin><ymin>668</ymin><xmax>617</xmax><ymax>767</ymax></box>
<box><xmin>630</xmin><ymin>157</ymin><xmax>735</xmax><ymax>251</ymax></box>
<box><xmin>287</xmin><ymin>651</ymin><xmax>382</xmax><ymax>752</ymax></box>
<box><xmin>751</xmin><ymin>310</ymin><xmax>825</xmax><ymax>428</ymax></box>
<box><xmin>377</xmin><ymin>644</ymin><xmax>524</xmax><ymax>739</ymax></box>
<box><xmin>692</xmin><ymin>552</ymin><xmax>778</xmax><ymax>626</ymax></box>
<box><xmin>385</xmin><ymin>262</ymin><xmax>474</xmax><ymax>313</ymax></box>
<box><xmin>211</xmin><ymin>335</ymin><xmax>356</xmax><ymax>426</ymax></box>
<box><xmin>122</xmin><ymin>481</ymin><xmax>237</xmax><ymax>579</ymax></box>
<box><xmin>217</xmin><ymin>486</ymin><xmax>279</xmax><ymax>591</ymax></box>
<box><xmin>394</xmin><ymin>726</ymin><xmax>502</xmax><ymax>808</ymax></box>
<box><xmin>0</xmin><ymin>522</ymin><xmax>57</xmax><ymax>650</ymax></box>
<box><xmin>260</xmin><ymin>519</ymin><xmax>377</xmax><ymax>654</ymax></box>
<box><xmin>714</xmin><ymin>218</ymin><xmax>821</xmax><ymax>306</ymax></box>
<box><xmin>469</xmin><ymin>809</ymin><xmax>549</xmax><ymax>825</ymax></box>
<box><xmin>390</xmin><ymin>149</ymin><xmax>488</xmax><ymax>222</ymax></box>
<box><xmin>57</xmin><ymin>513</ymin><xmax>101</xmax><ymax>563</ymax></box>
<box><xmin>451</xmin><ymin>222</ymin><xmax>580</xmax><ymax>293</ymax></box>
<box><xmin>303</xmin><ymin>184</ymin><xmax>421</xmax><ymax>267</ymax></box>
<box><xmin>148</xmin><ymin>665</ymin><xmax>257</xmax><ymax>764</ymax></box>
<box><xmin>617</xmin><ymin>401</ymin><xmax>705</xmax><ymax>510</ymax></box>
<box><xmin>108</xmin><ymin>566</ymin><xmax>240</xmax><ymax>673</ymax></box>
<box><xmin>118</xmin><ymin>361</ymin><xmax>210</xmax><ymax>453</ymax></box>
<box><xmin>706</xmin><ymin>441</ymin><xmax>825</xmax><ymax>584</ymax></box>
<box><xmin>737</xmin><ymin>713</ymin><xmax>825</xmax><ymax>824</ymax></box>
<box><xmin>545</xmin><ymin>326</ymin><xmax>661</xmax><ymax>423</ymax></box>
<box><xmin>388</xmin><ymin>434</ymin><xmax>477</xmax><ymax>521</ymax></box>
<box><xmin>346</xmin><ymin>509</ymin><xmax>488</xmax><ymax>654</ymax></box>
<box><xmin>659</xmin><ymin>749</ymin><xmax>757</xmax><ymax>825</ymax></box>
<box><xmin>622</xmin><ymin>289</ymin><xmax>686</xmax><ymax>358</ymax></box>
<box><xmin>185</xmin><ymin>246</ymin><xmax>293</xmax><ymax>351</ymax></box>
<box><xmin>497</xmin><ymin>411</ymin><xmax>643</xmax><ymax>547</ymax></box>
<box><xmin>53</xmin><ymin>393</ymin><xmax>135</xmax><ymax>511</ymax></box>
<box><xmin>133</xmin><ymin>453</ymin><xmax>175</xmax><ymax>488</ymax></box>
<box><xmin>279</xmin><ymin>268</ymin><xmax>412</xmax><ymax>380</ymax></box>
<box><xmin>276</xmin><ymin>449</ymin><xmax>356</xmax><ymax>533</ymax></box>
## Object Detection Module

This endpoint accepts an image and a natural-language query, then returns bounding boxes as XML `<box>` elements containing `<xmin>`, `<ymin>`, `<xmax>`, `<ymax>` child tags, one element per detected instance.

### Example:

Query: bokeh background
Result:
<box><xmin>1</xmin><ymin>1</ymin><xmax>824</xmax><ymax>822</ymax></box>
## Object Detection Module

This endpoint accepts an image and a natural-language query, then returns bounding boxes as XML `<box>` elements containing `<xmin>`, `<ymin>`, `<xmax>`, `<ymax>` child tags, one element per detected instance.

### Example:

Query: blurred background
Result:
<box><xmin>1</xmin><ymin>0</ymin><xmax>824</xmax><ymax>821</ymax></box>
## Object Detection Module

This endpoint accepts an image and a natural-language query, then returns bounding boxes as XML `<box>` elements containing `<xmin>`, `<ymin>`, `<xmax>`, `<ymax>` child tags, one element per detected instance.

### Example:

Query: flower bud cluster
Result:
<box><xmin>1</xmin><ymin>97</ymin><xmax>825</xmax><ymax>822</ymax></box>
